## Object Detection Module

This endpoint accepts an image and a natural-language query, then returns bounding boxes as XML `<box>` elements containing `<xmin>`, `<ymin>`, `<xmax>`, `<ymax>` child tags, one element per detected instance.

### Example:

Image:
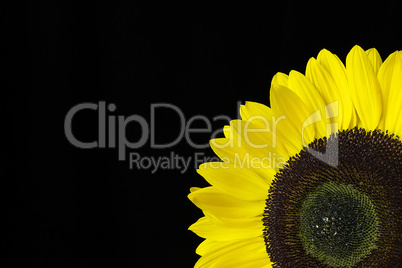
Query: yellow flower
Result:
<box><xmin>188</xmin><ymin>45</ymin><xmax>402</xmax><ymax>267</ymax></box>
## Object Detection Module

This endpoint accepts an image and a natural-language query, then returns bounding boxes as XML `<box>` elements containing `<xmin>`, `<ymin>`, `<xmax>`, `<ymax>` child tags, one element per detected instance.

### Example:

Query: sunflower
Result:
<box><xmin>188</xmin><ymin>45</ymin><xmax>402</xmax><ymax>267</ymax></box>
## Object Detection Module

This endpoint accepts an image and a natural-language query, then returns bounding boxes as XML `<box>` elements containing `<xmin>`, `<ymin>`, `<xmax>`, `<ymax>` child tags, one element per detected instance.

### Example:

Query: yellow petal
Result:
<box><xmin>271</xmin><ymin>72</ymin><xmax>289</xmax><ymax>87</ymax></box>
<box><xmin>287</xmin><ymin>70</ymin><xmax>328</xmax><ymax>139</ymax></box>
<box><xmin>288</xmin><ymin>71</ymin><xmax>323</xmax><ymax>111</ymax></box>
<box><xmin>223</xmin><ymin>125</ymin><xmax>231</xmax><ymax>138</ymax></box>
<box><xmin>195</xmin><ymin>239</ymin><xmax>215</xmax><ymax>256</ymax></box>
<box><xmin>210</xmin><ymin>119</ymin><xmax>289</xmax><ymax>171</ymax></box>
<box><xmin>189</xmin><ymin>216</ymin><xmax>263</xmax><ymax>241</ymax></box>
<box><xmin>270</xmin><ymin>84</ymin><xmax>316</xmax><ymax>155</ymax></box>
<box><xmin>378</xmin><ymin>51</ymin><xmax>402</xmax><ymax>137</ymax></box>
<box><xmin>316</xmin><ymin>49</ymin><xmax>348</xmax><ymax>91</ymax></box>
<box><xmin>306</xmin><ymin>57</ymin><xmax>341</xmax><ymax>108</ymax></box>
<box><xmin>190</xmin><ymin>187</ymin><xmax>202</xmax><ymax>193</ymax></box>
<box><xmin>197</xmin><ymin>162</ymin><xmax>271</xmax><ymax>201</ymax></box>
<box><xmin>231</xmin><ymin>119</ymin><xmax>288</xmax><ymax>164</ymax></box>
<box><xmin>209</xmin><ymin>137</ymin><xmax>238</xmax><ymax>162</ymax></box>
<box><xmin>194</xmin><ymin>237</ymin><xmax>271</xmax><ymax>268</ymax></box>
<box><xmin>188</xmin><ymin>186</ymin><xmax>266</xmax><ymax>218</ymax></box>
<box><xmin>366</xmin><ymin>48</ymin><xmax>383</xmax><ymax>74</ymax></box>
<box><xmin>346</xmin><ymin>45</ymin><xmax>382</xmax><ymax>130</ymax></box>
<box><xmin>306</xmin><ymin>57</ymin><xmax>348</xmax><ymax>131</ymax></box>
<box><xmin>316</xmin><ymin>49</ymin><xmax>356</xmax><ymax>129</ymax></box>
<box><xmin>240</xmin><ymin>101</ymin><xmax>274</xmax><ymax>127</ymax></box>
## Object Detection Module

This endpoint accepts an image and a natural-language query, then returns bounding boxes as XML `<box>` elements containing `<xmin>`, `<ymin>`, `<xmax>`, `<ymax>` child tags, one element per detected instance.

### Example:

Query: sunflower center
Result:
<box><xmin>263</xmin><ymin>128</ymin><xmax>402</xmax><ymax>267</ymax></box>
<box><xmin>299</xmin><ymin>183</ymin><xmax>378</xmax><ymax>267</ymax></box>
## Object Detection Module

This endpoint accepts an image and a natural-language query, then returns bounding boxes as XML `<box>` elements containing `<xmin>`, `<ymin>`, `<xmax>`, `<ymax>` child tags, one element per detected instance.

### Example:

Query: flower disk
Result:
<box><xmin>263</xmin><ymin>128</ymin><xmax>402</xmax><ymax>267</ymax></box>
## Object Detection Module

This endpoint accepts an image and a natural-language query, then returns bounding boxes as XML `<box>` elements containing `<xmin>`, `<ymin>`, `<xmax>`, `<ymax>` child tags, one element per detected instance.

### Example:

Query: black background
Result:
<box><xmin>4</xmin><ymin>1</ymin><xmax>401</xmax><ymax>267</ymax></box>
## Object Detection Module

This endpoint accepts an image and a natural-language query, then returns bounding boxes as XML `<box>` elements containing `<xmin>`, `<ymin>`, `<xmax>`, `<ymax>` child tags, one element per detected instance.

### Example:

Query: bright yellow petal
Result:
<box><xmin>306</xmin><ymin>58</ymin><xmax>340</xmax><ymax>107</ymax></box>
<box><xmin>270</xmin><ymin>84</ymin><xmax>316</xmax><ymax>155</ymax></box>
<box><xmin>231</xmin><ymin>119</ymin><xmax>288</xmax><ymax>167</ymax></box>
<box><xmin>240</xmin><ymin>101</ymin><xmax>273</xmax><ymax>126</ymax></box>
<box><xmin>366</xmin><ymin>48</ymin><xmax>383</xmax><ymax>74</ymax></box>
<box><xmin>197</xmin><ymin>162</ymin><xmax>271</xmax><ymax>201</ymax></box>
<box><xmin>209</xmin><ymin>137</ymin><xmax>238</xmax><ymax>162</ymax></box>
<box><xmin>189</xmin><ymin>215</ymin><xmax>263</xmax><ymax>241</ymax></box>
<box><xmin>210</xmin><ymin>119</ymin><xmax>289</xmax><ymax>171</ymax></box>
<box><xmin>195</xmin><ymin>239</ymin><xmax>215</xmax><ymax>256</ymax></box>
<box><xmin>287</xmin><ymin>70</ymin><xmax>323</xmax><ymax>111</ymax></box>
<box><xmin>306</xmin><ymin>57</ymin><xmax>350</xmax><ymax>132</ymax></box>
<box><xmin>223</xmin><ymin>125</ymin><xmax>231</xmax><ymax>138</ymax></box>
<box><xmin>190</xmin><ymin>187</ymin><xmax>202</xmax><ymax>193</ymax></box>
<box><xmin>287</xmin><ymin>70</ymin><xmax>328</xmax><ymax>139</ymax></box>
<box><xmin>346</xmin><ymin>45</ymin><xmax>382</xmax><ymax>130</ymax></box>
<box><xmin>239</xmin><ymin>102</ymin><xmax>277</xmax><ymax>148</ymax></box>
<box><xmin>271</xmin><ymin>72</ymin><xmax>289</xmax><ymax>87</ymax></box>
<box><xmin>378</xmin><ymin>51</ymin><xmax>402</xmax><ymax>137</ymax></box>
<box><xmin>316</xmin><ymin>49</ymin><xmax>356</xmax><ymax>129</ymax></box>
<box><xmin>194</xmin><ymin>237</ymin><xmax>271</xmax><ymax>268</ymax></box>
<box><xmin>316</xmin><ymin>49</ymin><xmax>348</xmax><ymax>91</ymax></box>
<box><xmin>306</xmin><ymin>57</ymin><xmax>341</xmax><ymax>110</ymax></box>
<box><xmin>188</xmin><ymin>186</ymin><xmax>266</xmax><ymax>218</ymax></box>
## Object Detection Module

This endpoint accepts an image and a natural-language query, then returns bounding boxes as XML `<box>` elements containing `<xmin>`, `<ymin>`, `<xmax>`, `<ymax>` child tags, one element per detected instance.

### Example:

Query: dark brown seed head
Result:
<box><xmin>263</xmin><ymin>128</ymin><xmax>402</xmax><ymax>267</ymax></box>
